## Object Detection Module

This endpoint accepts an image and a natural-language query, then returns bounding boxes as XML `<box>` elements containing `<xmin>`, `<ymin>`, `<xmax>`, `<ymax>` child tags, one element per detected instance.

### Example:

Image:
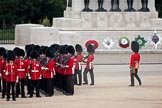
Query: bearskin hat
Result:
<box><xmin>64</xmin><ymin>45</ymin><xmax>69</xmax><ymax>54</ymax></box>
<box><xmin>45</xmin><ymin>47</ymin><xmax>54</xmax><ymax>58</ymax></box>
<box><xmin>17</xmin><ymin>49</ymin><xmax>25</xmax><ymax>57</ymax></box>
<box><xmin>30</xmin><ymin>50</ymin><xmax>40</xmax><ymax>59</ymax></box>
<box><xmin>39</xmin><ymin>46</ymin><xmax>45</xmax><ymax>55</ymax></box>
<box><xmin>6</xmin><ymin>50</ymin><xmax>16</xmax><ymax>61</ymax></box>
<box><xmin>50</xmin><ymin>44</ymin><xmax>60</xmax><ymax>54</ymax></box>
<box><xmin>67</xmin><ymin>45</ymin><xmax>75</xmax><ymax>55</ymax></box>
<box><xmin>75</xmin><ymin>44</ymin><xmax>83</xmax><ymax>53</ymax></box>
<box><xmin>13</xmin><ymin>47</ymin><xmax>20</xmax><ymax>56</ymax></box>
<box><xmin>34</xmin><ymin>45</ymin><xmax>40</xmax><ymax>52</ymax></box>
<box><xmin>0</xmin><ymin>47</ymin><xmax>6</xmax><ymax>56</ymax></box>
<box><xmin>39</xmin><ymin>46</ymin><xmax>48</xmax><ymax>55</ymax></box>
<box><xmin>25</xmin><ymin>45</ymin><xmax>30</xmax><ymax>51</ymax></box>
<box><xmin>131</xmin><ymin>41</ymin><xmax>139</xmax><ymax>53</ymax></box>
<box><xmin>87</xmin><ymin>44</ymin><xmax>95</xmax><ymax>54</ymax></box>
<box><xmin>59</xmin><ymin>45</ymin><xmax>68</xmax><ymax>54</ymax></box>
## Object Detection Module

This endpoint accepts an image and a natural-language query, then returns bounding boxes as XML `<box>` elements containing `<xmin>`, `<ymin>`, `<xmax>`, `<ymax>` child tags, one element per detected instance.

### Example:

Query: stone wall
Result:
<box><xmin>15</xmin><ymin>24</ymin><xmax>43</xmax><ymax>46</ymax></box>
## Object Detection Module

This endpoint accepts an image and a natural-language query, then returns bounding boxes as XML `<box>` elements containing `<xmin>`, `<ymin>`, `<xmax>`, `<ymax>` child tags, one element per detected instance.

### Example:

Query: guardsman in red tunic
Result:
<box><xmin>0</xmin><ymin>47</ymin><xmax>6</xmax><ymax>98</ymax></box>
<box><xmin>13</xmin><ymin>47</ymin><xmax>21</xmax><ymax>96</ymax></box>
<box><xmin>0</xmin><ymin>47</ymin><xmax>6</xmax><ymax>93</ymax></box>
<box><xmin>74</xmin><ymin>44</ymin><xmax>83</xmax><ymax>85</ymax></box>
<box><xmin>4</xmin><ymin>50</ymin><xmax>18</xmax><ymax>101</ymax></box>
<box><xmin>15</xmin><ymin>49</ymin><xmax>27</xmax><ymax>98</ymax></box>
<box><xmin>38</xmin><ymin>46</ymin><xmax>47</xmax><ymax>92</ymax></box>
<box><xmin>83</xmin><ymin>44</ymin><xmax>95</xmax><ymax>85</ymax></box>
<box><xmin>129</xmin><ymin>41</ymin><xmax>142</xmax><ymax>87</ymax></box>
<box><xmin>42</xmin><ymin>47</ymin><xmax>55</xmax><ymax>96</ymax></box>
<box><xmin>63</xmin><ymin>45</ymin><xmax>75</xmax><ymax>95</ymax></box>
<box><xmin>28</xmin><ymin>50</ymin><xmax>42</xmax><ymax>98</ymax></box>
<box><xmin>24</xmin><ymin>45</ymin><xmax>33</xmax><ymax>95</ymax></box>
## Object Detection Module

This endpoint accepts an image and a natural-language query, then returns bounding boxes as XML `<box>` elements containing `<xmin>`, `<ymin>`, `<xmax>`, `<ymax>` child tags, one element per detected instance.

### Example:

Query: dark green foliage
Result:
<box><xmin>0</xmin><ymin>0</ymin><xmax>66</xmax><ymax>28</ymax></box>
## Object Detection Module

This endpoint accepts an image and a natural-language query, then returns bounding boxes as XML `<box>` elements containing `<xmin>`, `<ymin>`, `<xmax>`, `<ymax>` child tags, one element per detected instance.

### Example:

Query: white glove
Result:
<box><xmin>16</xmin><ymin>79</ymin><xmax>19</xmax><ymax>83</ymax></box>
<box><xmin>0</xmin><ymin>73</ymin><xmax>1</xmax><ymax>77</ymax></box>
<box><xmin>45</xmin><ymin>67</ymin><xmax>49</xmax><ymax>70</ymax></box>
<box><xmin>39</xmin><ymin>75</ymin><xmax>42</xmax><ymax>79</ymax></box>
<box><xmin>28</xmin><ymin>76</ymin><xmax>31</xmax><ymax>79</ymax></box>
<box><xmin>27</xmin><ymin>73</ymin><xmax>30</xmax><ymax>77</ymax></box>
<box><xmin>16</xmin><ymin>77</ymin><xmax>19</xmax><ymax>83</ymax></box>
<box><xmin>41</xmin><ymin>67</ymin><xmax>45</xmax><ymax>70</ymax></box>
<box><xmin>5</xmin><ymin>71</ymin><xmax>9</xmax><ymax>76</ymax></box>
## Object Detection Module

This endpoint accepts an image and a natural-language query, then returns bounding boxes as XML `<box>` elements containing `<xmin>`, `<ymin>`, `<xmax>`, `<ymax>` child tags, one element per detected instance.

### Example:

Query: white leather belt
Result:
<box><xmin>31</xmin><ymin>70</ymin><xmax>39</xmax><ymax>72</ymax></box>
<box><xmin>18</xmin><ymin>69</ymin><xmax>25</xmax><ymax>71</ymax></box>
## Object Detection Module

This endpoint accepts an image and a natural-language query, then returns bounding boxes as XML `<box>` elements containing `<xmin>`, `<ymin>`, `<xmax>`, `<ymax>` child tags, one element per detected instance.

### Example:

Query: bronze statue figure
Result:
<box><xmin>82</xmin><ymin>0</ymin><xmax>93</xmax><ymax>12</ymax></box>
<box><xmin>67</xmin><ymin>0</ymin><xmax>72</xmax><ymax>7</ymax></box>
<box><xmin>96</xmin><ymin>0</ymin><xmax>107</xmax><ymax>11</ymax></box>
<box><xmin>139</xmin><ymin>0</ymin><xmax>150</xmax><ymax>12</ymax></box>
<box><xmin>125</xmin><ymin>0</ymin><xmax>135</xmax><ymax>11</ymax></box>
<box><xmin>110</xmin><ymin>0</ymin><xmax>121</xmax><ymax>11</ymax></box>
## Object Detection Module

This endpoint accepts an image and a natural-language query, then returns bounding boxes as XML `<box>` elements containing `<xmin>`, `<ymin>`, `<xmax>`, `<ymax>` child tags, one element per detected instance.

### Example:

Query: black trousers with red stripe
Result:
<box><xmin>30</xmin><ymin>80</ymin><xmax>40</xmax><ymax>97</ymax></box>
<box><xmin>83</xmin><ymin>69</ymin><xmax>94</xmax><ymax>84</ymax></box>
<box><xmin>64</xmin><ymin>74</ymin><xmax>74</xmax><ymax>95</ymax></box>
<box><xmin>6</xmin><ymin>82</ymin><xmax>16</xmax><ymax>100</ymax></box>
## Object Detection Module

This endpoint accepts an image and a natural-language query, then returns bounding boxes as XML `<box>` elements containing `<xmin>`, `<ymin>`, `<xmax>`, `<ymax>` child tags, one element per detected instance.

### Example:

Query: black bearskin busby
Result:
<box><xmin>17</xmin><ymin>49</ymin><xmax>25</xmax><ymax>57</ymax></box>
<box><xmin>50</xmin><ymin>44</ymin><xmax>60</xmax><ymax>55</ymax></box>
<box><xmin>45</xmin><ymin>47</ymin><xmax>54</xmax><ymax>58</ymax></box>
<box><xmin>0</xmin><ymin>47</ymin><xmax>6</xmax><ymax>57</ymax></box>
<box><xmin>87</xmin><ymin>44</ymin><xmax>95</xmax><ymax>54</ymax></box>
<box><xmin>39</xmin><ymin>46</ymin><xmax>48</xmax><ymax>55</ymax></box>
<box><xmin>75</xmin><ymin>44</ymin><xmax>83</xmax><ymax>54</ymax></box>
<box><xmin>64</xmin><ymin>45</ymin><xmax>69</xmax><ymax>54</ymax></box>
<box><xmin>131</xmin><ymin>41</ymin><xmax>139</xmax><ymax>53</ymax></box>
<box><xmin>13</xmin><ymin>47</ymin><xmax>20</xmax><ymax>56</ymax></box>
<box><xmin>67</xmin><ymin>45</ymin><xmax>75</xmax><ymax>56</ymax></box>
<box><xmin>6</xmin><ymin>50</ymin><xmax>16</xmax><ymax>62</ymax></box>
<box><xmin>34</xmin><ymin>45</ymin><xmax>40</xmax><ymax>52</ymax></box>
<box><xmin>30</xmin><ymin>50</ymin><xmax>40</xmax><ymax>59</ymax></box>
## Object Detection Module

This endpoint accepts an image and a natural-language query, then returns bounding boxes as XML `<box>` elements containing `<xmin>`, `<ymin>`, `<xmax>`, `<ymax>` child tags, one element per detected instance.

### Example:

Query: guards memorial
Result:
<box><xmin>15</xmin><ymin>0</ymin><xmax>162</xmax><ymax>52</ymax></box>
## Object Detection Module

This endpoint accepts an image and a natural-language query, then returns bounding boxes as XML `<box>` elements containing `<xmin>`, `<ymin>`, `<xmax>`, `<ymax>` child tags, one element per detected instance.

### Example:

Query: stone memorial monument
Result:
<box><xmin>15</xmin><ymin>0</ymin><xmax>162</xmax><ymax>52</ymax></box>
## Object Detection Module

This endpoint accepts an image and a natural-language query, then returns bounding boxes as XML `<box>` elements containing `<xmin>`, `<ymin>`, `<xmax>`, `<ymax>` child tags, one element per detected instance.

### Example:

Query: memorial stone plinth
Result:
<box><xmin>15</xmin><ymin>0</ymin><xmax>162</xmax><ymax>52</ymax></box>
<box><xmin>52</xmin><ymin>0</ymin><xmax>162</xmax><ymax>52</ymax></box>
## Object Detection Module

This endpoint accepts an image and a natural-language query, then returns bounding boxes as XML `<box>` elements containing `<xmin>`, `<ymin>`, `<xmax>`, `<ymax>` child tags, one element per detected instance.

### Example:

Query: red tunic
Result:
<box><xmin>85</xmin><ymin>54</ymin><xmax>94</xmax><ymax>70</ymax></box>
<box><xmin>43</xmin><ymin>59</ymin><xmax>55</xmax><ymax>78</ymax></box>
<box><xmin>16</xmin><ymin>59</ymin><xmax>27</xmax><ymax>79</ymax></box>
<box><xmin>24</xmin><ymin>58</ymin><xmax>31</xmax><ymax>75</ymax></box>
<box><xmin>29</xmin><ymin>61</ymin><xmax>42</xmax><ymax>80</ymax></box>
<box><xmin>74</xmin><ymin>54</ymin><xmax>83</xmax><ymax>70</ymax></box>
<box><xmin>0</xmin><ymin>58</ymin><xmax>3</xmax><ymax>77</ymax></box>
<box><xmin>0</xmin><ymin>59</ymin><xmax>7</xmax><ymax>79</ymax></box>
<box><xmin>130</xmin><ymin>53</ymin><xmax>140</xmax><ymax>67</ymax></box>
<box><xmin>55</xmin><ymin>55</ymin><xmax>62</xmax><ymax>74</ymax></box>
<box><xmin>64</xmin><ymin>57</ymin><xmax>74</xmax><ymax>75</ymax></box>
<box><xmin>4</xmin><ymin>63</ymin><xmax>18</xmax><ymax>82</ymax></box>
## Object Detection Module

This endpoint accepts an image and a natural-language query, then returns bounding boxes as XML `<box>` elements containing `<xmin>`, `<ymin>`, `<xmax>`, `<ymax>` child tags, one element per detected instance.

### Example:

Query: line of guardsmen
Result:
<box><xmin>0</xmin><ymin>43</ymin><xmax>95</xmax><ymax>101</ymax></box>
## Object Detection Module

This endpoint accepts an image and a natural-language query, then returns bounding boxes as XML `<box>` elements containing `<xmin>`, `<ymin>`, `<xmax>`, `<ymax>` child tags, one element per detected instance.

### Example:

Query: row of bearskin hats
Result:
<box><xmin>0</xmin><ymin>47</ymin><xmax>16</xmax><ymax>62</ymax></box>
<box><xmin>75</xmin><ymin>44</ymin><xmax>95</xmax><ymax>54</ymax></box>
<box><xmin>0</xmin><ymin>41</ymin><xmax>97</xmax><ymax>62</ymax></box>
<box><xmin>25</xmin><ymin>44</ymin><xmax>75</xmax><ymax>59</ymax></box>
